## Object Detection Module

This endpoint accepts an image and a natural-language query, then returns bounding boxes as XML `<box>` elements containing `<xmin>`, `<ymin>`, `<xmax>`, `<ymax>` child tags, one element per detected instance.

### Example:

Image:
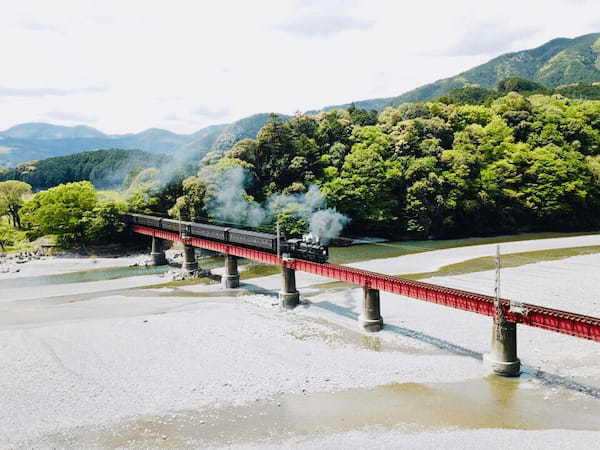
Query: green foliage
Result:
<box><xmin>0</xmin><ymin>180</ymin><xmax>32</xmax><ymax>229</ymax></box>
<box><xmin>0</xmin><ymin>220</ymin><xmax>17</xmax><ymax>251</ymax></box>
<box><xmin>497</xmin><ymin>77</ymin><xmax>549</xmax><ymax>94</ymax></box>
<box><xmin>0</xmin><ymin>149</ymin><xmax>165</xmax><ymax>191</ymax></box>
<box><xmin>440</xmin><ymin>86</ymin><xmax>499</xmax><ymax>105</ymax></box>
<box><xmin>21</xmin><ymin>181</ymin><xmax>125</xmax><ymax>246</ymax></box>
<box><xmin>22</xmin><ymin>181</ymin><xmax>96</xmax><ymax>244</ymax></box>
<box><xmin>168</xmin><ymin>176</ymin><xmax>207</xmax><ymax>221</ymax></box>
<box><xmin>194</xmin><ymin>90</ymin><xmax>600</xmax><ymax>239</ymax></box>
<box><xmin>347</xmin><ymin>103</ymin><xmax>379</xmax><ymax>126</ymax></box>
<box><xmin>322</xmin><ymin>126</ymin><xmax>401</xmax><ymax>224</ymax></box>
<box><xmin>275</xmin><ymin>206</ymin><xmax>309</xmax><ymax>237</ymax></box>
<box><xmin>321</xmin><ymin>33</ymin><xmax>600</xmax><ymax>111</ymax></box>
<box><xmin>556</xmin><ymin>82</ymin><xmax>600</xmax><ymax>100</ymax></box>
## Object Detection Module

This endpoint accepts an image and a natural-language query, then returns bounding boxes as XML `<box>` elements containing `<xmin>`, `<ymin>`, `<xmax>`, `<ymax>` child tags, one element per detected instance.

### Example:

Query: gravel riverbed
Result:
<box><xmin>1</xmin><ymin>235</ymin><xmax>599</xmax><ymax>448</ymax></box>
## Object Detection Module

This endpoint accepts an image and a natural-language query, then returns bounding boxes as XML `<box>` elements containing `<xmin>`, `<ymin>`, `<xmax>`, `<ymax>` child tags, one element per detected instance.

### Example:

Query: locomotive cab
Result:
<box><xmin>286</xmin><ymin>238</ymin><xmax>329</xmax><ymax>264</ymax></box>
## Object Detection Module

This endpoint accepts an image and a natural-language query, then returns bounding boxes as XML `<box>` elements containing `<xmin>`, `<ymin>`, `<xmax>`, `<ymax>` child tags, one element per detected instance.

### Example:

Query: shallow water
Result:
<box><xmin>329</xmin><ymin>231</ymin><xmax>596</xmax><ymax>264</ymax></box>
<box><xmin>0</xmin><ymin>264</ymin><xmax>173</xmax><ymax>289</ymax></box>
<box><xmin>45</xmin><ymin>376</ymin><xmax>600</xmax><ymax>448</ymax></box>
<box><xmin>4</xmin><ymin>235</ymin><xmax>600</xmax><ymax>448</ymax></box>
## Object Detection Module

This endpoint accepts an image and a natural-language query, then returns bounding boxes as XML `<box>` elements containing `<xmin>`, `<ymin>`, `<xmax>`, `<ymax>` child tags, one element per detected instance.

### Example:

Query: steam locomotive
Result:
<box><xmin>123</xmin><ymin>213</ymin><xmax>329</xmax><ymax>264</ymax></box>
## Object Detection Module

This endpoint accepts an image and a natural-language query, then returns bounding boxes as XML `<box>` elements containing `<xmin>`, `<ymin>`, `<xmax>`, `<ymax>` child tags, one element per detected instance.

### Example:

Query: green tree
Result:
<box><xmin>21</xmin><ymin>181</ymin><xmax>97</xmax><ymax>245</ymax></box>
<box><xmin>81</xmin><ymin>201</ymin><xmax>126</xmax><ymax>243</ymax></box>
<box><xmin>323</xmin><ymin>126</ymin><xmax>401</xmax><ymax>224</ymax></box>
<box><xmin>168</xmin><ymin>176</ymin><xmax>207</xmax><ymax>221</ymax></box>
<box><xmin>0</xmin><ymin>180</ymin><xmax>32</xmax><ymax>229</ymax></box>
<box><xmin>274</xmin><ymin>206</ymin><xmax>309</xmax><ymax>237</ymax></box>
<box><xmin>0</xmin><ymin>221</ymin><xmax>17</xmax><ymax>251</ymax></box>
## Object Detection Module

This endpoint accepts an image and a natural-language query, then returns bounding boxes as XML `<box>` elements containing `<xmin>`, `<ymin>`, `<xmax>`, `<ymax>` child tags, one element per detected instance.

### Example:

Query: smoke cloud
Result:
<box><xmin>204</xmin><ymin>167</ymin><xmax>349</xmax><ymax>243</ymax></box>
<box><xmin>309</xmin><ymin>209</ymin><xmax>350</xmax><ymax>244</ymax></box>
<box><xmin>204</xmin><ymin>167</ymin><xmax>267</xmax><ymax>227</ymax></box>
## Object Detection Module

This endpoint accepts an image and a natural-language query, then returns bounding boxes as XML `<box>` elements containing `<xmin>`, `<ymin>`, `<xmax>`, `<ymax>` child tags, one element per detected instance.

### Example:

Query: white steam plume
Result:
<box><xmin>204</xmin><ymin>167</ymin><xmax>349</xmax><ymax>242</ymax></box>
<box><xmin>205</xmin><ymin>167</ymin><xmax>266</xmax><ymax>227</ymax></box>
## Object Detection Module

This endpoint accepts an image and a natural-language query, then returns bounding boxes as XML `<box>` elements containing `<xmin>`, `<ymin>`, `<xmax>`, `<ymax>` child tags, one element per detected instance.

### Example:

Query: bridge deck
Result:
<box><xmin>132</xmin><ymin>225</ymin><xmax>600</xmax><ymax>343</ymax></box>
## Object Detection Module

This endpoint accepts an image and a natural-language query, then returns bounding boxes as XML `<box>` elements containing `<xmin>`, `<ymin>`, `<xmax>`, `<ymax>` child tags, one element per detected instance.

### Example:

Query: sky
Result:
<box><xmin>1</xmin><ymin>0</ymin><xmax>599</xmax><ymax>135</ymax></box>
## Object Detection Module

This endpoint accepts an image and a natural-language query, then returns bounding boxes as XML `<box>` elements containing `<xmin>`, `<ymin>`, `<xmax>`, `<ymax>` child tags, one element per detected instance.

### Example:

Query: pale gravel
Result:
<box><xmin>1</xmin><ymin>234</ymin><xmax>600</xmax><ymax>448</ymax></box>
<box><xmin>218</xmin><ymin>428</ymin><xmax>600</xmax><ymax>450</ymax></box>
<box><xmin>0</xmin><ymin>255</ymin><xmax>145</xmax><ymax>280</ymax></box>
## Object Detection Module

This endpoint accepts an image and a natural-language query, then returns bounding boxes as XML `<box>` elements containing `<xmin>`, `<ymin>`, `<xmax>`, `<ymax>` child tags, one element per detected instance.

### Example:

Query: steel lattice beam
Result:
<box><xmin>132</xmin><ymin>224</ymin><xmax>600</xmax><ymax>343</ymax></box>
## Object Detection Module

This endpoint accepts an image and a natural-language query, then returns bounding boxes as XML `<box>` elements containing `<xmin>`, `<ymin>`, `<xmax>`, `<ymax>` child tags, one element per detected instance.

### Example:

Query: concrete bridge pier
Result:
<box><xmin>279</xmin><ymin>267</ymin><xmax>300</xmax><ymax>309</ymax></box>
<box><xmin>182</xmin><ymin>245</ymin><xmax>198</xmax><ymax>274</ymax></box>
<box><xmin>222</xmin><ymin>254</ymin><xmax>240</xmax><ymax>288</ymax></box>
<box><xmin>359</xmin><ymin>287</ymin><xmax>384</xmax><ymax>332</ymax></box>
<box><xmin>150</xmin><ymin>237</ymin><xmax>167</xmax><ymax>266</ymax></box>
<box><xmin>484</xmin><ymin>318</ymin><xmax>521</xmax><ymax>377</ymax></box>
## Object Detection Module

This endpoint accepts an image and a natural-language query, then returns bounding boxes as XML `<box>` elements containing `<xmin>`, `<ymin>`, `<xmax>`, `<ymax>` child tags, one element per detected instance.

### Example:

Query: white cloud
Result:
<box><xmin>0</xmin><ymin>0</ymin><xmax>598</xmax><ymax>134</ymax></box>
<box><xmin>277</xmin><ymin>14</ymin><xmax>374</xmax><ymax>37</ymax></box>
<box><xmin>0</xmin><ymin>85</ymin><xmax>108</xmax><ymax>98</ymax></box>
<box><xmin>44</xmin><ymin>110</ymin><xmax>98</xmax><ymax>124</ymax></box>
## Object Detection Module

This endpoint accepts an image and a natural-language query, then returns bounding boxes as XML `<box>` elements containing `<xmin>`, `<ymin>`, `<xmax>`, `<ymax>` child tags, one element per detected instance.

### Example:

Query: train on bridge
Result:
<box><xmin>123</xmin><ymin>213</ymin><xmax>329</xmax><ymax>264</ymax></box>
<box><xmin>126</xmin><ymin>211</ymin><xmax>600</xmax><ymax>376</ymax></box>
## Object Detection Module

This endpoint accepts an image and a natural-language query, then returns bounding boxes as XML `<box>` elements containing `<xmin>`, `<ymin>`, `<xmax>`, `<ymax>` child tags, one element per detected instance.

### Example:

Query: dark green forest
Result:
<box><xmin>440</xmin><ymin>78</ymin><xmax>600</xmax><ymax>105</ymax></box>
<box><xmin>161</xmin><ymin>85</ymin><xmax>600</xmax><ymax>239</ymax></box>
<box><xmin>0</xmin><ymin>149</ymin><xmax>166</xmax><ymax>190</ymax></box>
<box><xmin>4</xmin><ymin>78</ymin><xmax>600</xmax><ymax>245</ymax></box>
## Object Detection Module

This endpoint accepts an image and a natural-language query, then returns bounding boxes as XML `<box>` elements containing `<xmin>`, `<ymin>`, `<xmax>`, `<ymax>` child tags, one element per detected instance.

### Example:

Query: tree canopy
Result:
<box><xmin>0</xmin><ymin>180</ymin><xmax>32</xmax><ymax>229</ymax></box>
<box><xmin>21</xmin><ymin>181</ymin><xmax>125</xmax><ymax>245</ymax></box>
<box><xmin>161</xmin><ymin>90</ymin><xmax>600</xmax><ymax>239</ymax></box>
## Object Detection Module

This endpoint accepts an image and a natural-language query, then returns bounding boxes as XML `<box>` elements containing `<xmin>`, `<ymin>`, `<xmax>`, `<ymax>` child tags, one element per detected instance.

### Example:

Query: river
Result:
<box><xmin>1</xmin><ymin>232</ymin><xmax>599</xmax><ymax>448</ymax></box>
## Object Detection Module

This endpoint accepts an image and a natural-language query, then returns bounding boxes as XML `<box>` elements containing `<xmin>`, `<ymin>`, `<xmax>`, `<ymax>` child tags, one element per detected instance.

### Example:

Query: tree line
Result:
<box><xmin>0</xmin><ymin>149</ymin><xmax>166</xmax><ymax>191</ymax></box>
<box><xmin>2</xmin><ymin>78</ymin><xmax>600</xmax><ymax>248</ymax></box>
<box><xmin>165</xmin><ymin>88</ymin><xmax>600</xmax><ymax>239</ymax></box>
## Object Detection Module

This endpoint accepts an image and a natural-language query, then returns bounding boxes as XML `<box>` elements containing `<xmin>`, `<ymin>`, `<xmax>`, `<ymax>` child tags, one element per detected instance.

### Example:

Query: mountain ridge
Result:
<box><xmin>2</xmin><ymin>32</ymin><xmax>600</xmax><ymax>167</ymax></box>
<box><xmin>313</xmin><ymin>32</ymin><xmax>600</xmax><ymax>112</ymax></box>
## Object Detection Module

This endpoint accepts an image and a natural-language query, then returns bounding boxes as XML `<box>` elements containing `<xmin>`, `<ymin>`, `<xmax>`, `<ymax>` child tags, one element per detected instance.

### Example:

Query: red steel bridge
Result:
<box><xmin>132</xmin><ymin>224</ymin><xmax>600</xmax><ymax>344</ymax></box>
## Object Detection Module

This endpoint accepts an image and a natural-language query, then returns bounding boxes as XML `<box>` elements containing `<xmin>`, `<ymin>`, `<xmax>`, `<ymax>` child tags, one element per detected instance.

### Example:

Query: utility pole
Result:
<box><xmin>494</xmin><ymin>244</ymin><xmax>505</xmax><ymax>338</ymax></box>
<box><xmin>276</xmin><ymin>222</ymin><xmax>281</xmax><ymax>260</ymax></box>
<box><xmin>485</xmin><ymin>243</ymin><xmax>520</xmax><ymax>376</ymax></box>
<box><xmin>495</xmin><ymin>245</ymin><xmax>501</xmax><ymax>307</ymax></box>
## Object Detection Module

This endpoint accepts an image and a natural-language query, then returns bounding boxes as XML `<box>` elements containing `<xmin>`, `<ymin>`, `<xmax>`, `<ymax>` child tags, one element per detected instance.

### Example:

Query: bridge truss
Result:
<box><xmin>132</xmin><ymin>225</ymin><xmax>600</xmax><ymax>343</ymax></box>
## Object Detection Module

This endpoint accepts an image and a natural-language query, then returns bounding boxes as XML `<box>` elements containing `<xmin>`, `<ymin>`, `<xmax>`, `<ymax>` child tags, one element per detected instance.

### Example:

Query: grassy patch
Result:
<box><xmin>1</xmin><ymin>228</ymin><xmax>33</xmax><ymax>253</ymax></box>
<box><xmin>240</xmin><ymin>264</ymin><xmax>280</xmax><ymax>280</ymax></box>
<box><xmin>307</xmin><ymin>245</ymin><xmax>600</xmax><ymax>290</ymax></box>
<box><xmin>397</xmin><ymin>245</ymin><xmax>600</xmax><ymax>280</ymax></box>
<box><xmin>329</xmin><ymin>231</ymin><xmax>597</xmax><ymax>265</ymax></box>
<box><xmin>140</xmin><ymin>277</ymin><xmax>215</xmax><ymax>289</ymax></box>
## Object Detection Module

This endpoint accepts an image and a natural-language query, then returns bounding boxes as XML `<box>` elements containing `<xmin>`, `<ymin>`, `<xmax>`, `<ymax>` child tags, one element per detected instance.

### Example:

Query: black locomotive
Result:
<box><xmin>124</xmin><ymin>213</ymin><xmax>329</xmax><ymax>264</ymax></box>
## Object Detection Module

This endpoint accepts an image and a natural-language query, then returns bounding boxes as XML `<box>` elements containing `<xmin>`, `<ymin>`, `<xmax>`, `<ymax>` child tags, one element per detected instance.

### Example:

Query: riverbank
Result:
<box><xmin>1</xmin><ymin>233</ymin><xmax>599</xmax><ymax>448</ymax></box>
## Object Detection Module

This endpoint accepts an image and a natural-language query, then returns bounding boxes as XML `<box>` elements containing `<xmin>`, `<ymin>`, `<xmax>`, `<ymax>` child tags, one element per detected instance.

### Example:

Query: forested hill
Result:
<box><xmin>0</xmin><ymin>114</ymin><xmax>276</xmax><ymax>166</ymax></box>
<box><xmin>164</xmin><ymin>92</ymin><xmax>600</xmax><ymax>239</ymax></box>
<box><xmin>3</xmin><ymin>33</ymin><xmax>600</xmax><ymax>166</ymax></box>
<box><xmin>0</xmin><ymin>149</ymin><xmax>165</xmax><ymax>190</ymax></box>
<box><xmin>319</xmin><ymin>32</ymin><xmax>600</xmax><ymax>111</ymax></box>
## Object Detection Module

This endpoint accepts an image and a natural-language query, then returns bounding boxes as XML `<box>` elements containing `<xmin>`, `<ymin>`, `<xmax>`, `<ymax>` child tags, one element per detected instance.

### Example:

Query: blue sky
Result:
<box><xmin>1</xmin><ymin>0</ymin><xmax>598</xmax><ymax>134</ymax></box>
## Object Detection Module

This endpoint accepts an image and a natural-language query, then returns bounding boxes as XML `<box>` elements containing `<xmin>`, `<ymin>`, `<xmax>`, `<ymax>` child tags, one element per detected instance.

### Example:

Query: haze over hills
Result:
<box><xmin>2</xmin><ymin>32</ymin><xmax>600</xmax><ymax>167</ymax></box>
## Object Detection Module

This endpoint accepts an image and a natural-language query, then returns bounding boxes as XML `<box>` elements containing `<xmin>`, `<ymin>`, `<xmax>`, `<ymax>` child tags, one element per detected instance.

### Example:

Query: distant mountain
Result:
<box><xmin>0</xmin><ymin>123</ymin><xmax>193</xmax><ymax>167</ymax></box>
<box><xmin>181</xmin><ymin>113</ymin><xmax>290</xmax><ymax>159</ymax></box>
<box><xmin>4</xmin><ymin>33</ymin><xmax>600</xmax><ymax>168</ymax></box>
<box><xmin>317</xmin><ymin>32</ymin><xmax>600</xmax><ymax>111</ymax></box>
<box><xmin>0</xmin><ymin>114</ymin><xmax>283</xmax><ymax>167</ymax></box>
<box><xmin>0</xmin><ymin>149</ymin><xmax>165</xmax><ymax>190</ymax></box>
<box><xmin>1</xmin><ymin>122</ymin><xmax>107</xmax><ymax>139</ymax></box>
